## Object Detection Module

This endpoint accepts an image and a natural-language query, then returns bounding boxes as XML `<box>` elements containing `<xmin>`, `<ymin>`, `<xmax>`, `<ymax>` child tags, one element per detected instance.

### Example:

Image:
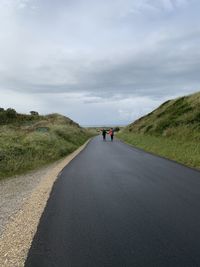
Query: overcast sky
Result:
<box><xmin>0</xmin><ymin>0</ymin><xmax>200</xmax><ymax>125</ymax></box>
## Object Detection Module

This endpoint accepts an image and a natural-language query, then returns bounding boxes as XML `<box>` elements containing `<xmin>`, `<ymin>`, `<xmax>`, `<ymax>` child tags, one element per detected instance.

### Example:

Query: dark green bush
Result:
<box><xmin>6</xmin><ymin>108</ymin><xmax>17</xmax><ymax>118</ymax></box>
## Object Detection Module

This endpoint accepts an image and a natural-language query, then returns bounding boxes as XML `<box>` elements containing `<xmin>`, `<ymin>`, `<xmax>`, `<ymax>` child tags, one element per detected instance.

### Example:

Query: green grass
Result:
<box><xmin>0</xmin><ymin>113</ymin><xmax>94</xmax><ymax>179</ymax></box>
<box><xmin>118</xmin><ymin>91</ymin><xmax>200</xmax><ymax>169</ymax></box>
<box><xmin>118</xmin><ymin>132</ymin><xmax>200</xmax><ymax>169</ymax></box>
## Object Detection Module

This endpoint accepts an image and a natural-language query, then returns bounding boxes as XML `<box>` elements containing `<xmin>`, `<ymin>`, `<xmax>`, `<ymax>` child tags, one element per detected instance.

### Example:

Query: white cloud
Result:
<box><xmin>0</xmin><ymin>0</ymin><xmax>199</xmax><ymax>124</ymax></box>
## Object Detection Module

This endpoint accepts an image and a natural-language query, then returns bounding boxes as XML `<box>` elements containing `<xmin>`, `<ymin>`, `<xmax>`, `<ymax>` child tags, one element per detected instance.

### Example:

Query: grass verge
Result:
<box><xmin>118</xmin><ymin>92</ymin><xmax>200</xmax><ymax>170</ymax></box>
<box><xmin>118</xmin><ymin>132</ymin><xmax>200</xmax><ymax>170</ymax></box>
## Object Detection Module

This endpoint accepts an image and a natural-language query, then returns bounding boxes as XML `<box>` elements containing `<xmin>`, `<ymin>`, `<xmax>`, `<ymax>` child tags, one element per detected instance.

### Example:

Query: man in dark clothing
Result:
<box><xmin>102</xmin><ymin>129</ymin><xmax>107</xmax><ymax>141</ymax></box>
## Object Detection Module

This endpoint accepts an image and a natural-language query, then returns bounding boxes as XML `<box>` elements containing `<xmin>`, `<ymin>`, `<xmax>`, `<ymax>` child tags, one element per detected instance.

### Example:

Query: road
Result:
<box><xmin>25</xmin><ymin>136</ymin><xmax>200</xmax><ymax>267</ymax></box>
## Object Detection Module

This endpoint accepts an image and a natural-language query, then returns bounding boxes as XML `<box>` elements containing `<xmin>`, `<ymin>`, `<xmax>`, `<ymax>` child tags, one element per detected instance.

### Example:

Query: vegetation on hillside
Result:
<box><xmin>0</xmin><ymin>110</ymin><xmax>93</xmax><ymax>178</ymax></box>
<box><xmin>118</xmin><ymin>92</ymin><xmax>200</xmax><ymax>169</ymax></box>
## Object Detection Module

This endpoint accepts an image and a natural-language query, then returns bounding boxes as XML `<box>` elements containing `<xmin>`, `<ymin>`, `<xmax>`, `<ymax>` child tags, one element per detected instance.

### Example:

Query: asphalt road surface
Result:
<box><xmin>25</xmin><ymin>136</ymin><xmax>200</xmax><ymax>267</ymax></box>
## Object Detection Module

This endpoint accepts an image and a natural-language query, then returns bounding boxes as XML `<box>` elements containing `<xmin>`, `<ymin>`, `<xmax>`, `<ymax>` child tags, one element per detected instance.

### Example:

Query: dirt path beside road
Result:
<box><xmin>0</xmin><ymin>140</ymin><xmax>90</xmax><ymax>267</ymax></box>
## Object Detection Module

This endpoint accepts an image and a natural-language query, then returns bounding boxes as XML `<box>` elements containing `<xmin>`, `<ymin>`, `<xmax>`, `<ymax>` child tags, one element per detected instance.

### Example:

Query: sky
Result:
<box><xmin>0</xmin><ymin>0</ymin><xmax>200</xmax><ymax>125</ymax></box>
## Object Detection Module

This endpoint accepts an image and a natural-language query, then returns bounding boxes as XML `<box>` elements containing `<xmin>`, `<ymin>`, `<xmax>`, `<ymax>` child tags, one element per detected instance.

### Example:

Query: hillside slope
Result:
<box><xmin>0</xmin><ymin>111</ymin><xmax>92</xmax><ymax>178</ymax></box>
<box><xmin>118</xmin><ymin>92</ymin><xmax>200</xmax><ymax>169</ymax></box>
<box><xmin>127</xmin><ymin>92</ymin><xmax>200</xmax><ymax>135</ymax></box>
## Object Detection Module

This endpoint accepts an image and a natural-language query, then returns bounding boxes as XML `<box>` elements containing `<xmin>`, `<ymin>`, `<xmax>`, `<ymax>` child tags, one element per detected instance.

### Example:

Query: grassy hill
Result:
<box><xmin>118</xmin><ymin>91</ymin><xmax>200</xmax><ymax>169</ymax></box>
<box><xmin>0</xmin><ymin>109</ymin><xmax>93</xmax><ymax>179</ymax></box>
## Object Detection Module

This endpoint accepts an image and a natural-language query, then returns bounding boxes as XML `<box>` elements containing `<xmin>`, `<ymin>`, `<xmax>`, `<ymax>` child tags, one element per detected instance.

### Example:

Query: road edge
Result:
<box><xmin>117</xmin><ymin>137</ymin><xmax>200</xmax><ymax>173</ymax></box>
<box><xmin>0</xmin><ymin>139</ymin><xmax>91</xmax><ymax>267</ymax></box>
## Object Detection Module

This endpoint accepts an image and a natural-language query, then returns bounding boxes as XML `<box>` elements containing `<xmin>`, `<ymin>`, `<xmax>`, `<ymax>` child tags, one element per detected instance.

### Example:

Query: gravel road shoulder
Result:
<box><xmin>0</xmin><ymin>140</ymin><xmax>90</xmax><ymax>267</ymax></box>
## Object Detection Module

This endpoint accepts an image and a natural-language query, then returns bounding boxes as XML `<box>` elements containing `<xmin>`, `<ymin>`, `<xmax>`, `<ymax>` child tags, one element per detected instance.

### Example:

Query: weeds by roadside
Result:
<box><xmin>118</xmin><ymin>132</ymin><xmax>200</xmax><ymax>169</ymax></box>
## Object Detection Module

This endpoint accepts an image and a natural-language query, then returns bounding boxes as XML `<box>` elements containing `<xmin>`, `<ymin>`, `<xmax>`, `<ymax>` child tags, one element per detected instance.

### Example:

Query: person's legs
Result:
<box><xmin>111</xmin><ymin>135</ymin><xmax>113</xmax><ymax>141</ymax></box>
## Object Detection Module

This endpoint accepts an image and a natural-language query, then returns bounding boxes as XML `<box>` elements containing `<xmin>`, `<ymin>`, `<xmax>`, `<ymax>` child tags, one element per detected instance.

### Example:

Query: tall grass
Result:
<box><xmin>118</xmin><ymin>92</ymin><xmax>200</xmax><ymax>169</ymax></box>
<box><xmin>118</xmin><ymin>131</ymin><xmax>200</xmax><ymax>169</ymax></box>
<box><xmin>0</xmin><ymin>115</ymin><xmax>93</xmax><ymax>179</ymax></box>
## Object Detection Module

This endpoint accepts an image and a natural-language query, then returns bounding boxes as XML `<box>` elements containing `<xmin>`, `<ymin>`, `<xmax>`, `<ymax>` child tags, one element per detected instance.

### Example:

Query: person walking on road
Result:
<box><xmin>108</xmin><ymin>128</ymin><xmax>114</xmax><ymax>141</ymax></box>
<box><xmin>102</xmin><ymin>129</ymin><xmax>107</xmax><ymax>141</ymax></box>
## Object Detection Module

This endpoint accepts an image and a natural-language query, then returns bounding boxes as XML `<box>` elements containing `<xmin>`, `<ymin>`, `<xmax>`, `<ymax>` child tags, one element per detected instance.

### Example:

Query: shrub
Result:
<box><xmin>6</xmin><ymin>108</ymin><xmax>17</xmax><ymax>118</ymax></box>
<box><xmin>114</xmin><ymin>127</ymin><xmax>120</xmax><ymax>132</ymax></box>
<box><xmin>30</xmin><ymin>111</ymin><xmax>39</xmax><ymax>116</ymax></box>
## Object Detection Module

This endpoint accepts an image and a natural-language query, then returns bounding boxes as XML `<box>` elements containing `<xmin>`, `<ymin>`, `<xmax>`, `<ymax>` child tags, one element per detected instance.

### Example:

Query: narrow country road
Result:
<box><xmin>25</xmin><ymin>136</ymin><xmax>200</xmax><ymax>267</ymax></box>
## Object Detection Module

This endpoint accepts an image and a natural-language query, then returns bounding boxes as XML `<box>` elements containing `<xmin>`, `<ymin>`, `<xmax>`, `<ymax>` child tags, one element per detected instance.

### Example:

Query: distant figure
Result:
<box><xmin>108</xmin><ymin>128</ymin><xmax>114</xmax><ymax>141</ymax></box>
<box><xmin>102</xmin><ymin>129</ymin><xmax>107</xmax><ymax>141</ymax></box>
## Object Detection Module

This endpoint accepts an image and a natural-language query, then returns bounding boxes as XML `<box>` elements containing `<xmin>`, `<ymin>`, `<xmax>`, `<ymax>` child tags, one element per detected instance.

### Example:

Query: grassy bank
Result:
<box><xmin>0</xmin><ymin>112</ymin><xmax>93</xmax><ymax>179</ymax></box>
<box><xmin>118</xmin><ymin>92</ymin><xmax>200</xmax><ymax>169</ymax></box>
<box><xmin>118</xmin><ymin>132</ymin><xmax>200</xmax><ymax>169</ymax></box>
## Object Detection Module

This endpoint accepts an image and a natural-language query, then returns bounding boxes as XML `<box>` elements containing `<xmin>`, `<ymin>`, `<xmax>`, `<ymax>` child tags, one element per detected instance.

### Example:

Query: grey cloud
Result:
<box><xmin>0</xmin><ymin>0</ymin><xmax>200</xmax><ymax>124</ymax></box>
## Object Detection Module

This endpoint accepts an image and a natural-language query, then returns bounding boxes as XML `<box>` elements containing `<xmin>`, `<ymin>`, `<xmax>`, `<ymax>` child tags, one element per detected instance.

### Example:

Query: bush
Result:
<box><xmin>114</xmin><ymin>127</ymin><xmax>120</xmax><ymax>132</ymax></box>
<box><xmin>6</xmin><ymin>108</ymin><xmax>17</xmax><ymax>118</ymax></box>
<box><xmin>30</xmin><ymin>111</ymin><xmax>39</xmax><ymax>116</ymax></box>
